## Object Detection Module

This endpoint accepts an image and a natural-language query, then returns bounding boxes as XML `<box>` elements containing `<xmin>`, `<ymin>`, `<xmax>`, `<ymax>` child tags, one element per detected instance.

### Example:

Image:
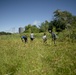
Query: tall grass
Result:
<box><xmin>0</xmin><ymin>33</ymin><xmax>76</xmax><ymax>75</ymax></box>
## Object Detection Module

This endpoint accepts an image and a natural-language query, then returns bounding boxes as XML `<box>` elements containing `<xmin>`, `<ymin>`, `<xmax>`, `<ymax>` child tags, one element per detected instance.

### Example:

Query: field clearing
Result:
<box><xmin>0</xmin><ymin>34</ymin><xmax>76</xmax><ymax>75</ymax></box>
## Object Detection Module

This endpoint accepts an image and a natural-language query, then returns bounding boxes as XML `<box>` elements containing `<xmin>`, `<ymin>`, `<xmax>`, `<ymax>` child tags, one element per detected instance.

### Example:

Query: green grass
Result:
<box><xmin>0</xmin><ymin>34</ymin><xmax>76</xmax><ymax>75</ymax></box>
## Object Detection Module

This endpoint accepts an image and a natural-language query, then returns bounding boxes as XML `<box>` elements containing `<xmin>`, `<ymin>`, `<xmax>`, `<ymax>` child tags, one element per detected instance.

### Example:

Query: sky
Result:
<box><xmin>0</xmin><ymin>0</ymin><xmax>76</xmax><ymax>33</ymax></box>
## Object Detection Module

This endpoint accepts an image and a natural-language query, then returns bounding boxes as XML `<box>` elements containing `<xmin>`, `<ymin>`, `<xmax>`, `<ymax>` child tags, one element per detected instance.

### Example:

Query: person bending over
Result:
<box><xmin>42</xmin><ymin>33</ymin><xmax>47</xmax><ymax>43</ymax></box>
<box><xmin>21</xmin><ymin>35</ymin><xmax>27</xmax><ymax>43</ymax></box>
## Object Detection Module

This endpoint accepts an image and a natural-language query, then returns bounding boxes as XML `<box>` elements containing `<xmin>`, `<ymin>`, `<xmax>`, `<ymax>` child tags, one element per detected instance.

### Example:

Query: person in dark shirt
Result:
<box><xmin>49</xmin><ymin>30</ymin><xmax>57</xmax><ymax>44</ymax></box>
<box><xmin>21</xmin><ymin>35</ymin><xmax>27</xmax><ymax>43</ymax></box>
<box><xmin>51</xmin><ymin>32</ymin><xmax>57</xmax><ymax>44</ymax></box>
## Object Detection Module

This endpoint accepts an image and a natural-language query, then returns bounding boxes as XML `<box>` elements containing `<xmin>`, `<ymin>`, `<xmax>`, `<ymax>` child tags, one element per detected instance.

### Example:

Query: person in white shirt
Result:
<box><xmin>30</xmin><ymin>32</ymin><xmax>34</xmax><ymax>41</ymax></box>
<box><xmin>42</xmin><ymin>33</ymin><xmax>47</xmax><ymax>43</ymax></box>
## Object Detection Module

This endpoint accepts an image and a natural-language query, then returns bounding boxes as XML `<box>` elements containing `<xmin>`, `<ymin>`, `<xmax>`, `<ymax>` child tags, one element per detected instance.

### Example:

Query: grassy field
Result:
<box><xmin>0</xmin><ymin>33</ymin><xmax>76</xmax><ymax>75</ymax></box>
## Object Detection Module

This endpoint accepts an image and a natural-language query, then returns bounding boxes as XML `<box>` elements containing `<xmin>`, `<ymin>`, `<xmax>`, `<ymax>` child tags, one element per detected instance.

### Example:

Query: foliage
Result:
<box><xmin>39</xmin><ymin>20</ymin><xmax>49</xmax><ymax>32</ymax></box>
<box><xmin>24</xmin><ymin>20</ymin><xmax>49</xmax><ymax>33</ymax></box>
<box><xmin>50</xmin><ymin>20</ymin><xmax>65</xmax><ymax>32</ymax></box>
<box><xmin>22</xmin><ymin>9</ymin><xmax>76</xmax><ymax>43</ymax></box>
<box><xmin>49</xmin><ymin>9</ymin><xmax>76</xmax><ymax>33</ymax></box>
<box><xmin>24</xmin><ymin>24</ymin><xmax>39</xmax><ymax>33</ymax></box>
<box><xmin>0</xmin><ymin>32</ymin><xmax>12</xmax><ymax>35</ymax></box>
<box><xmin>23</xmin><ymin>10</ymin><xmax>76</xmax><ymax>35</ymax></box>
<box><xmin>48</xmin><ymin>21</ymin><xmax>53</xmax><ymax>32</ymax></box>
<box><xmin>0</xmin><ymin>33</ymin><xmax>76</xmax><ymax>75</ymax></box>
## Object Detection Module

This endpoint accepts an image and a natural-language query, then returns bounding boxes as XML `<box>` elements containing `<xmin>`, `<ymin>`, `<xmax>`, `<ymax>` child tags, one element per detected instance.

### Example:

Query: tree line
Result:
<box><xmin>23</xmin><ymin>9</ymin><xmax>76</xmax><ymax>42</ymax></box>
<box><xmin>0</xmin><ymin>32</ymin><xmax>11</xmax><ymax>35</ymax></box>
<box><xmin>24</xmin><ymin>9</ymin><xmax>76</xmax><ymax>34</ymax></box>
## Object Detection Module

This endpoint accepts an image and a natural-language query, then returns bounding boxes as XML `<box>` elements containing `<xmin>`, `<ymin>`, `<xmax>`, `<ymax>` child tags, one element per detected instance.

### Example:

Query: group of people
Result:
<box><xmin>21</xmin><ymin>31</ymin><xmax>57</xmax><ymax>44</ymax></box>
<box><xmin>21</xmin><ymin>32</ymin><xmax>34</xmax><ymax>43</ymax></box>
<box><xmin>42</xmin><ymin>31</ymin><xmax>57</xmax><ymax>44</ymax></box>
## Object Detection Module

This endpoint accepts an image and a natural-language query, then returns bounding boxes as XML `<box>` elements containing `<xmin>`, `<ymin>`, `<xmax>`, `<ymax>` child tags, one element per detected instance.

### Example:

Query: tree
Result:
<box><xmin>48</xmin><ymin>21</ymin><xmax>53</xmax><ymax>32</ymax></box>
<box><xmin>24</xmin><ymin>24</ymin><xmax>39</xmax><ymax>33</ymax></box>
<box><xmin>0</xmin><ymin>32</ymin><xmax>11</xmax><ymax>35</ymax></box>
<box><xmin>52</xmin><ymin>9</ymin><xmax>73</xmax><ymax>32</ymax></box>
<box><xmin>45</xmin><ymin>20</ymin><xmax>49</xmax><ymax>32</ymax></box>
<box><xmin>52</xmin><ymin>9</ymin><xmax>76</xmax><ymax>42</ymax></box>
<box><xmin>25</xmin><ymin>24</ymin><xmax>32</xmax><ymax>33</ymax></box>
<box><xmin>53</xmin><ymin>20</ymin><xmax>66</xmax><ymax>32</ymax></box>
<box><xmin>39</xmin><ymin>20</ymin><xmax>49</xmax><ymax>32</ymax></box>
<box><xmin>31</xmin><ymin>25</ymin><xmax>39</xmax><ymax>33</ymax></box>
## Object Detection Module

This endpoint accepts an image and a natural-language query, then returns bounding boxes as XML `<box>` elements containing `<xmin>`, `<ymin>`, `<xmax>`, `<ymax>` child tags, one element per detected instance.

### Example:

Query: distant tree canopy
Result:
<box><xmin>23</xmin><ymin>9</ymin><xmax>76</xmax><ymax>33</ymax></box>
<box><xmin>24</xmin><ymin>20</ymin><xmax>49</xmax><ymax>33</ymax></box>
<box><xmin>49</xmin><ymin>9</ymin><xmax>76</xmax><ymax>33</ymax></box>
<box><xmin>24</xmin><ymin>24</ymin><xmax>39</xmax><ymax>33</ymax></box>
<box><xmin>0</xmin><ymin>32</ymin><xmax>12</xmax><ymax>35</ymax></box>
<box><xmin>39</xmin><ymin>20</ymin><xmax>49</xmax><ymax>32</ymax></box>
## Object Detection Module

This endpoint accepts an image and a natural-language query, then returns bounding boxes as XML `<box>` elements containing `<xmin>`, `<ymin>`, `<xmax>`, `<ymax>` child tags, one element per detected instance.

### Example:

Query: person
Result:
<box><xmin>30</xmin><ymin>32</ymin><xmax>34</xmax><ymax>41</ymax></box>
<box><xmin>51</xmin><ymin>32</ymin><xmax>57</xmax><ymax>44</ymax></box>
<box><xmin>21</xmin><ymin>35</ymin><xmax>27</xmax><ymax>43</ymax></box>
<box><xmin>42</xmin><ymin>33</ymin><xmax>47</xmax><ymax>43</ymax></box>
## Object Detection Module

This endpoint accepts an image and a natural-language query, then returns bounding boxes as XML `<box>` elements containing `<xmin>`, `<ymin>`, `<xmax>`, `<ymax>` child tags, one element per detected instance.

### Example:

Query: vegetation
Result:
<box><xmin>24</xmin><ymin>24</ymin><xmax>39</xmax><ymax>33</ymax></box>
<box><xmin>0</xmin><ymin>33</ymin><xmax>76</xmax><ymax>75</ymax></box>
<box><xmin>0</xmin><ymin>9</ymin><xmax>76</xmax><ymax>75</ymax></box>
<box><xmin>24</xmin><ymin>10</ymin><xmax>76</xmax><ymax>41</ymax></box>
<box><xmin>0</xmin><ymin>32</ymin><xmax>12</xmax><ymax>35</ymax></box>
<box><xmin>24</xmin><ymin>10</ymin><xmax>76</xmax><ymax>34</ymax></box>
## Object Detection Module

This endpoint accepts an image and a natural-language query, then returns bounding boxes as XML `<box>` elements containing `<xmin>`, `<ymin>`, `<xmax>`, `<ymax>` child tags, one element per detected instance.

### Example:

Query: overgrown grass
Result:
<box><xmin>0</xmin><ymin>33</ymin><xmax>76</xmax><ymax>75</ymax></box>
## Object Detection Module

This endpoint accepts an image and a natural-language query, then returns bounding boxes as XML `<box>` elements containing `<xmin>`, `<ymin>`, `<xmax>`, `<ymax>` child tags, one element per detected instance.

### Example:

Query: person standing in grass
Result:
<box><xmin>21</xmin><ymin>35</ymin><xmax>27</xmax><ymax>43</ymax></box>
<box><xmin>51</xmin><ymin>32</ymin><xmax>57</xmax><ymax>44</ymax></box>
<box><xmin>42</xmin><ymin>33</ymin><xmax>47</xmax><ymax>43</ymax></box>
<box><xmin>49</xmin><ymin>30</ymin><xmax>57</xmax><ymax>44</ymax></box>
<box><xmin>30</xmin><ymin>32</ymin><xmax>34</xmax><ymax>41</ymax></box>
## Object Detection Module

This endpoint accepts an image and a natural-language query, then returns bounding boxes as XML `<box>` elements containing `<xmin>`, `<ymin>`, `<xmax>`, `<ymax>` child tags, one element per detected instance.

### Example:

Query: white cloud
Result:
<box><xmin>33</xmin><ymin>20</ymin><xmax>41</xmax><ymax>25</ymax></box>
